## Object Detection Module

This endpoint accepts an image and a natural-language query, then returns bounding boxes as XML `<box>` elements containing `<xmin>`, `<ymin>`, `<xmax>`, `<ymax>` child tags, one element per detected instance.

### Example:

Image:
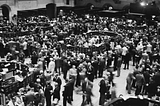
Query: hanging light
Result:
<box><xmin>152</xmin><ymin>15</ymin><xmax>156</xmax><ymax>18</ymax></box>
<box><xmin>140</xmin><ymin>2</ymin><xmax>146</xmax><ymax>6</ymax></box>
<box><xmin>109</xmin><ymin>6</ymin><xmax>113</xmax><ymax>10</ymax></box>
<box><xmin>152</xmin><ymin>15</ymin><xmax>156</xmax><ymax>20</ymax></box>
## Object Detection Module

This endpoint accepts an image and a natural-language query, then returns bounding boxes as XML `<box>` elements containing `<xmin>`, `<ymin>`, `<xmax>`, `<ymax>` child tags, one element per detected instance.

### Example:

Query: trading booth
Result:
<box><xmin>0</xmin><ymin>61</ymin><xmax>34</xmax><ymax>105</ymax></box>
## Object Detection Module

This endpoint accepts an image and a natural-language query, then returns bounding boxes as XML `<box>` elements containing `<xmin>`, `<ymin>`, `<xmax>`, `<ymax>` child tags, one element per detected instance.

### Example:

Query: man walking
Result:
<box><xmin>116</xmin><ymin>56</ymin><xmax>122</xmax><ymax>77</ymax></box>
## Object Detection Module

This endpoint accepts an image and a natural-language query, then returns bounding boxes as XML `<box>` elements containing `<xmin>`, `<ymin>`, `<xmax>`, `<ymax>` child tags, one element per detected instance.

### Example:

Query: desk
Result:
<box><xmin>0</xmin><ymin>73</ymin><xmax>34</xmax><ymax>94</ymax></box>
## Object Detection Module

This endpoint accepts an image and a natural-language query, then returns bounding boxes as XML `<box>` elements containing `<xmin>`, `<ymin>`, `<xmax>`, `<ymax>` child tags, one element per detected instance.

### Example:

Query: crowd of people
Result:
<box><xmin>1</xmin><ymin>8</ymin><xmax>160</xmax><ymax>106</ymax></box>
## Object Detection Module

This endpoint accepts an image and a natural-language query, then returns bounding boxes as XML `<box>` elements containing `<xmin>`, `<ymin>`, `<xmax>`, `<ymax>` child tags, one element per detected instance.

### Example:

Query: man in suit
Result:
<box><xmin>53</xmin><ymin>73</ymin><xmax>62</xmax><ymax>90</ymax></box>
<box><xmin>135</xmin><ymin>72</ymin><xmax>145</xmax><ymax>96</ymax></box>
<box><xmin>53</xmin><ymin>83</ymin><xmax>60</xmax><ymax>105</ymax></box>
<box><xmin>86</xmin><ymin>62</ymin><xmax>94</xmax><ymax>82</ymax></box>
<box><xmin>62</xmin><ymin>58</ymin><xmax>69</xmax><ymax>80</ymax></box>
<box><xmin>113</xmin><ymin>51</ymin><xmax>118</xmax><ymax>71</ymax></box>
<box><xmin>123</xmin><ymin>50</ymin><xmax>130</xmax><ymax>70</ymax></box>
<box><xmin>63</xmin><ymin>80</ymin><xmax>73</xmax><ymax>106</ymax></box>
<box><xmin>98</xmin><ymin>57</ymin><xmax>106</xmax><ymax>78</ymax></box>
<box><xmin>55</xmin><ymin>56</ymin><xmax>62</xmax><ymax>75</ymax></box>
<box><xmin>44</xmin><ymin>82</ymin><xmax>53</xmax><ymax>106</ymax></box>
<box><xmin>81</xmin><ymin>78</ymin><xmax>93</xmax><ymax>106</ymax></box>
<box><xmin>116</xmin><ymin>56</ymin><xmax>122</xmax><ymax>77</ymax></box>
<box><xmin>91</xmin><ymin>57</ymin><xmax>99</xmax><ymax>78</ymax></box>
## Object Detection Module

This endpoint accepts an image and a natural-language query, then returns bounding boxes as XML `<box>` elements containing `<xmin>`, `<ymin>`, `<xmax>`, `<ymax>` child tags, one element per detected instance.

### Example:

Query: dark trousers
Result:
<box><xmin>124</xmin><ymin>61</ymin><xmax>129</xmax><ymax>69</ymax></box>
<box><xmin>132</xmin><ymin>55</ymin><xmax>135</xmax><ymax>66</ymax></box>
<box><xmin>24</xmin><ymin>49</ymin><xmax>28</xmax><ymax>57</ymax></box>
<box><xmin>122</xmin><ymin>55</ymin><xmax>125</xmax><ymax>63</ymax></box>
<box><xmin>82</xmin><ymin>94</ymin><xmax>93</xmax><ymax>106</ymax></box>
<box><xmin>63</xmin><ymin>95</ymin><xmax>73</xmax><ymax>106</ymax></box>
<box><xmin>75</xmin><ymin>73</ymin><xmax>81</xmax><ymax>87</ymax></box>
<box><xmin>99</xmin><ymin>68</ymin><xmax>104</xmax><ymax>77</ymax></box>
<box><xmin>99</xmin><ymin>93</ymin><xmax>105</xmax><ymax>105</ymax></box>
<box><xmin>107</xmin><ymin>59</ymin><xmax>112</xmax><ymax>68</ymax></box>
<box><xmin>81</xmin><ymin>94</ymin><xmax>86</xmax><ymax>106</ymax></box>
<box><xmin>70</xmin><ymin>84</ymin><xmax>74</xmax><ymax>101</ymax></box>
<box><xmin>56</xmin><ymin>67</ymin><xmax>61</xmax><ymax>75</ymax></box>
<box><xmin>135</xmin><ymin>57</ymin><xmax>141</xmax><ymax>65</ymax></box>
<box><xmin>135</xmin><ymin>85</ymin><xmax>143</xmax><ymax>96</ymax></box>
<box><xmin>46</xmin><ymin>98</ymin><xmax>51</xmax><ymax>106</ymax></box>
<box><xmin>86</xmin><ymin>95</ymin><xmax>93</xmax><ymax>106</ymax></box>
<box><xmin>63</xmin><ymin>69</ymin><xmax>67</xmax><ymax>80</ymax></box>
<box><xmin>114</xmin><ymin>61</ymin><xmax>117</xmax><ymax>71</ymax></box>
<box><xmin>34</xmin><ymin>101</ymin><xmax>39</xmax><ymax>106</ymax></box>
<box><xmin>63</xmin><ymin>97</ymin><xmax>67</xmax><ymax>106</ymax></box>
<box><xmin>94</xmin><ymin>68</ymin><xmax>98</xmax><ymax>78</ymax></box>
<box><xmin>142</xmin><ymin>85</ymin><xmax>147</xmax><ymax>95</ymax></box>
<box><xmin>82</xmin><ymin>94</ymin><xmax>85</xmax><ymax>103</ymax></box>
<box><xmin>126</xmin><ymin>79</ymin><xmax>132</xmax><ymax>94</ymax></box>
<box><xmin>132</xmin><ymin>79</ymin><xmax>136</xmax><ymax>88</ymax></box>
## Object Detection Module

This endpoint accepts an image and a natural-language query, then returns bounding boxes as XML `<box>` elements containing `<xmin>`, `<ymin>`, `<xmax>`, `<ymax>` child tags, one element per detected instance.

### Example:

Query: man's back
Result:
<box><xmin>135</xmin><ymin>73</ymin><xmax>145</xmax><ymax>86</ymax></box>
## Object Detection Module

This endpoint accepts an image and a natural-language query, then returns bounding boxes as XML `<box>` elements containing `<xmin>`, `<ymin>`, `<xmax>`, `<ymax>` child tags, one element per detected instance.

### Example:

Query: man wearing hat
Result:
<box><xmin>44</xmin><ymin>82</ymin><xmax>53</xmax><ymax>106</ymax></box>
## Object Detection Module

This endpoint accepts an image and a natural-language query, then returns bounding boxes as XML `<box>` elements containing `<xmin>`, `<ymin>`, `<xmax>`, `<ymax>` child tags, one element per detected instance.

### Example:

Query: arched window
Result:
<box><xmin>1</xmin><ymin>4</ymin><xmax>11</xmax><ymax>20</ymax></box>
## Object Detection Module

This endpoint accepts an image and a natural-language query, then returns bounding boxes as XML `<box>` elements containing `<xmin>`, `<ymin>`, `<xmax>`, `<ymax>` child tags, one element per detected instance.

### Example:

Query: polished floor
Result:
<box><xmin>23</xmin><ymin>58</ymin><xmax>136</xmax><ymax>106</ymax></box>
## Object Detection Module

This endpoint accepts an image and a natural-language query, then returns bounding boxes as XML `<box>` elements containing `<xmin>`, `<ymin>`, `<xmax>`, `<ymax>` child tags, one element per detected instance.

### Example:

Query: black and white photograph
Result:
<box><xmin>0</xmin><ymin>0</ymin><xmax>160</xmax><ymax>106</ymax></box>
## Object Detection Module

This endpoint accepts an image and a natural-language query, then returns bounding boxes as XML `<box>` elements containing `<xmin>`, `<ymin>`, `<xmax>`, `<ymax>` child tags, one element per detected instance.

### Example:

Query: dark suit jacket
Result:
<box><xmin>53</xmin><ymin>77</ymin><xmax>62</xmax><ymax>88</ymax></box>
<box><xmin>53</xmin><ymin>86</ymin><xmax>60</xmax><ymax>100</ymax></box>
